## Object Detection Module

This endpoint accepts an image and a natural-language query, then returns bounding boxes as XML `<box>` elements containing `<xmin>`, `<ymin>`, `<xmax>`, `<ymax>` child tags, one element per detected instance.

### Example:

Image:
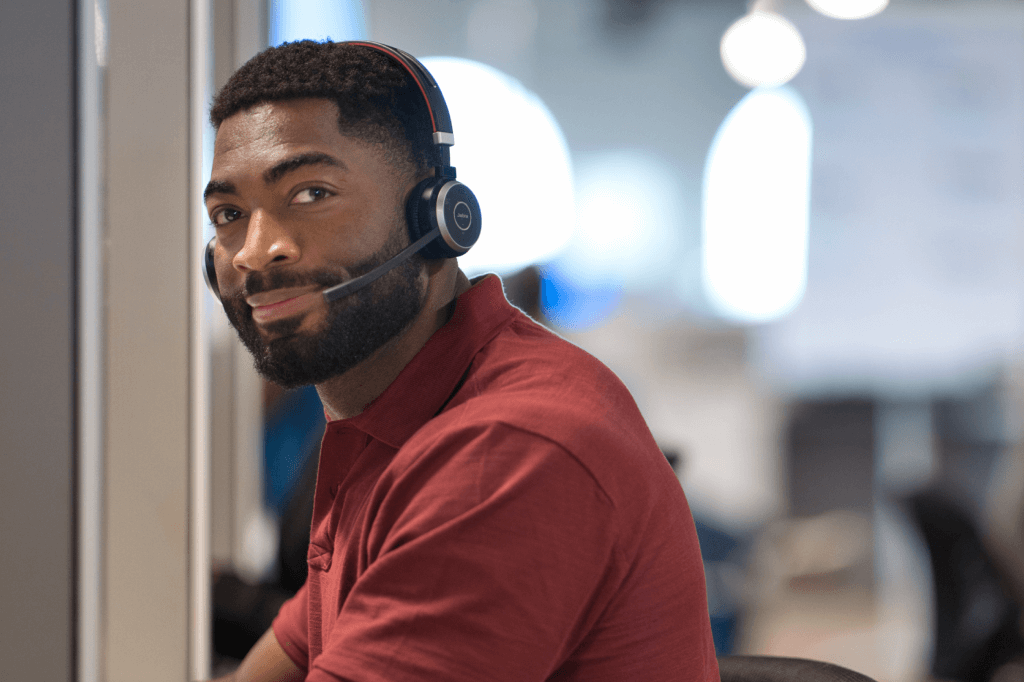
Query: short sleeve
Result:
<box><xmin>306</xmin><ymin>423</ymin><xmax>622</xmax><ymax>682</ymax></box>
<box><xmin>271</xmin><ymin>580</ymin><xmax>311</xmax><ymax>672</ymax></box>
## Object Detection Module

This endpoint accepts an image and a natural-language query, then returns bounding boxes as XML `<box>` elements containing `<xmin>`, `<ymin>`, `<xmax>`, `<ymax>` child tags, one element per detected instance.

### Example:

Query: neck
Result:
<box><xmin>315</xmin><ymin>262</ymin><xmax>471</xmax><ymax>421</ymax></box>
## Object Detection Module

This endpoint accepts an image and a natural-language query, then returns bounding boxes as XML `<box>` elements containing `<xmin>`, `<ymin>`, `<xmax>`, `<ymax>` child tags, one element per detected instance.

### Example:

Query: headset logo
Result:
<box><xmin>453</xmin><ymin>201</ymin><xmax>472</xmax><ymax>231</ymax></box>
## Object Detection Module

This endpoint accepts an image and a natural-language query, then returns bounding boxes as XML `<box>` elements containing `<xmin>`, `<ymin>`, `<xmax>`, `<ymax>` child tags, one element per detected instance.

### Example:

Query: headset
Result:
<box><xmin>203</xmin><ymin>41</ymin><xmax>482</xmax><ymax>303</ymax></box>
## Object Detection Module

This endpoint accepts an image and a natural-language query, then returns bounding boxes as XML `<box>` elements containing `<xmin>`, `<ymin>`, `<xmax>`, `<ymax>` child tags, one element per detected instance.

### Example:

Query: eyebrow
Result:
<box><xmin>203</xmin><ymin>179</ymin><xmax>236</xmax><ymax>201</ymax></box>
<box><xmin>263</xmin><ymin>152</ymin><xmax>346</xmax><ymax>185</ymax></box>
<box><xmin>203</xmin><ymin>152</ymin><xmax>347</xmax><ymax>201</ymax></box>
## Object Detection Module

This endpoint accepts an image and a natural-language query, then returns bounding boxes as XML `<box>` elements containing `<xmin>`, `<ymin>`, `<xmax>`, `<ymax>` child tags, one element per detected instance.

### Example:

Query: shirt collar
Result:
<box><xmin>335</xmin><ymin>274</ymin><xmax>515</xmax><ymax>448</ymax></box>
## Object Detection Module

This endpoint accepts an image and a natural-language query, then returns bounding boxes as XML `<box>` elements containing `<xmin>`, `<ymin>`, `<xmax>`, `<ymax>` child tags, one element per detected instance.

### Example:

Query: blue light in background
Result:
<box><xmin>269</xmin><ymin>0</ymin><xmax>367</xmax><ymax>45</ymax></box>
<box><xmin>556</xmin><ymin>150</ymin><xmax>684</xmax><ymax>292</ymax></box>
<box><xmin>539</xmin><ymin>150</ymin><xmax>684</xmax><ymax>331</ymax></box>
<box><xmin>540</xmin><ymin>263</ymin><xmax>623</xmax><ymax>332</ymax></box>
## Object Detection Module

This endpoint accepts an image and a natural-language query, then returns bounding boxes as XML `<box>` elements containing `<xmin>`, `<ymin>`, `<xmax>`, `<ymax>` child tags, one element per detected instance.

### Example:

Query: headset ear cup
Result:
<box><xmin>405</xmin><ymin>176</ymin><xmax>438</xmax><ymax>244</ymax></box>
<box><xmin>418</xmin><ymin>180</ymin><xmax>482</xmax><ymax>260</ymax></box>
<box><xmin>203</xmin><ymin>237</ymin><xmax>221</xmax><ymax>300</ymax></box>
<box><xmin>406</xmin><ymin>176</ymin><xmax>482</xmax><ymax>260</ymax></box>
<box><xmin>435</xmin><ymin>180</ymin><xmax>481</xmax><ymax>259</ymax></box>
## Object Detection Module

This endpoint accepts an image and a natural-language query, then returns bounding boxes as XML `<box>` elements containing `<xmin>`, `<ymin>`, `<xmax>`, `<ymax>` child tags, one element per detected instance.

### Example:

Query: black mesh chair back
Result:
<box><xmin>718</xmin><ymin>656</ymin><xmax>877</xmax><ymax>682</ymax></box>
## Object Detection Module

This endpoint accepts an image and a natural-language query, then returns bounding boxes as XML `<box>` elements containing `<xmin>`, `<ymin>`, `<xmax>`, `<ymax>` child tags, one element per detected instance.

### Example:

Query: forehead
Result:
<box><xmin>208</xmin><ymin>97</ymin><xmax>413</xmax><ymax>195</ymax></box>
<box><xmin>213</xmin><ymin>98</ymin><xmax>345</xmax><ymax>159</ymax></box>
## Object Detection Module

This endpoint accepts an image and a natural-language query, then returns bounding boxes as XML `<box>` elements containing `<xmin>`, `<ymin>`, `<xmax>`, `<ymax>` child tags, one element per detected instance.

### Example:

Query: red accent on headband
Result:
<box><xmin>348</xmin><ymin>41</ymin><xmax>440</xmax><ymax>134</ymax></box>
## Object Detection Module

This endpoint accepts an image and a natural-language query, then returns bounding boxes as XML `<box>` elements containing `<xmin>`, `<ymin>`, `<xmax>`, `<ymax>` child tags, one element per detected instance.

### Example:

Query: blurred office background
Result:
<box><xmin>6</xmin><ymin>0</ymin><xmax>1024</xmax><ymax>680</ymax></box>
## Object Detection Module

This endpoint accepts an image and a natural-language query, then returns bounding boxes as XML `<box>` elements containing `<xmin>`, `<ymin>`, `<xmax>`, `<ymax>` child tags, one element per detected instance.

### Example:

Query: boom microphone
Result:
<box><xmin>321</xmin><ymin>227</ymin><xmax>439</xmax><ymax>303</ymax></box>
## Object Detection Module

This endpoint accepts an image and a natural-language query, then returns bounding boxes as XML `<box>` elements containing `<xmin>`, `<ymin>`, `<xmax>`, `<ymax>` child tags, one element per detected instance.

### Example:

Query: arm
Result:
<box><xmin>211</xmin><ymin>627</ymin><xmax>304</xmax><ymax>682</ymax></box>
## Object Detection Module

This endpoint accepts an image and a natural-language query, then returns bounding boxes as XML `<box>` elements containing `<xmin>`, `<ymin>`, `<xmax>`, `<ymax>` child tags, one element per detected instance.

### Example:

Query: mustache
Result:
<box><xmin>241</xmin><ymin>269</ymin><xmax>344</xmax><ymax>298</ymax></box>
<box><xmin>228</xmin><ymin>229</ymin><xmax>407</xmax><ymax>302</ymax></box>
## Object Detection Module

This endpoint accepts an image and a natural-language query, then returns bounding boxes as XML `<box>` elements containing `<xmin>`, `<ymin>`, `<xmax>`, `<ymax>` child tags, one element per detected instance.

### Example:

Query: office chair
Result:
<box><xmin>905</xmin><ymin>489</ymin><xmax>1024</xmax><ymax>682</ymax></box>
<box><xmin>718</xmin><ymin>656</ymin><xmax>877</xmax><ymax>682</ymax></box>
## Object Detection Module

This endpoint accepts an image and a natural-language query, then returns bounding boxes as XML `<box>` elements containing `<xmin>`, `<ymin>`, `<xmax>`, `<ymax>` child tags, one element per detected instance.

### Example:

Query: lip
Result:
<box><xmin>248</xmin><ymin>289</ymin><xmax>319</xmax><ymax>325</ymax></box>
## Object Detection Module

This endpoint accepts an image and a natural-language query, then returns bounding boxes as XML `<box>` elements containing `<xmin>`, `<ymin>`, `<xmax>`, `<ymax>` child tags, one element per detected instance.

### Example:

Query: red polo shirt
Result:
<box><xmin>272</xmin><ymin>275</ymin><xmax>718</xmax><ymax>682</ymax></box>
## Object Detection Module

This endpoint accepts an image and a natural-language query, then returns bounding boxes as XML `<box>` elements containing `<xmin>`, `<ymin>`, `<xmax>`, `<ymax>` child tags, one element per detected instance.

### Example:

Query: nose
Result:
<box><xmin>231</xmin><ymin>209</ymin><xmax>300</xmax><ymax>274</ymax></box>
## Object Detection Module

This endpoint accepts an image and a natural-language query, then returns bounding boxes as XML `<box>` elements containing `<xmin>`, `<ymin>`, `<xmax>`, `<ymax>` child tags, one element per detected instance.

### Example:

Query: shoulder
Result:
<box><xmin>402</xmin><ymin>310</ymin><xmax>678</xmax><ymax>510</ymax></box>
<box><xmin>462</xmin><ymin>309</ymin><xmax>636</xmax><ymax>420</ymax></box>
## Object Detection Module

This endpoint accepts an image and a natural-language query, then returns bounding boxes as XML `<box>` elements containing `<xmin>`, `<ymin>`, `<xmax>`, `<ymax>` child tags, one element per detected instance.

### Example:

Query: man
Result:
<box><xmin>204</xmin><ymin>40</ymin><xmax>718</xmax><ymax>682</ymax></box>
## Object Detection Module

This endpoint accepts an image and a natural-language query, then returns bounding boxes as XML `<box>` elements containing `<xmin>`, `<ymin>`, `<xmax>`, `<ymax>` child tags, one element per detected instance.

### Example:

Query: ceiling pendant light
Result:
<box><xmin>720</xmin><ymin>10</ymin><xmax>806</xmax><ymax>88</ymax></box>
<box><xmin>805</xmin><ymin>0</ymin><xmax>888</xmax><ymax>21</ymax></box>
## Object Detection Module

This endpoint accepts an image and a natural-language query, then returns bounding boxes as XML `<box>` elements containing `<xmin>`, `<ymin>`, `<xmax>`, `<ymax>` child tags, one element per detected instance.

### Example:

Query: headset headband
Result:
<box><xmin>346</xmin><ymin>41</ymin><xmax>455</xmax><ymax>168</ymax></box>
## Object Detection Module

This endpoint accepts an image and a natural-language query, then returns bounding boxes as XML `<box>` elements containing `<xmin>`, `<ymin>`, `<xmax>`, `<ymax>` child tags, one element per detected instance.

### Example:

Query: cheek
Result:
<box><xmin>211</xmin><ymin>232</ymin><xmax>254</xmax><ymax>293</ymax></box>
<box><xmin>318</xmin><ymin>223</ymin><xmax>382</xmax><ymax>264</ymax></box>
<box><xmin>332</xmin><ymin>200</ymin><xmax>408</xmax><ymax>256</ymax></box>
<box><xmin>219</xmin><ymin>292</ymin><xmax>251</xmax><ymax>331</ymax></box>
<box><xmin>214</xmin><ymin>260</ymin><xmax>243</xmax><ymax>298</ymax></box>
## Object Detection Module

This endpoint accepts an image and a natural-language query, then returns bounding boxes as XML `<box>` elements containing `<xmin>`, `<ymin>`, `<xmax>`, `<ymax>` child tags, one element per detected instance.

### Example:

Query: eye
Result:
<box><xmin>210</xmin><ymin>207</ymin><xmax>242</xmax><ymax>227</ymax></box>
<box><xmin>291</xmin><ymin>187</ymin><xmax>332</xmax><ymax>204</ymax></box>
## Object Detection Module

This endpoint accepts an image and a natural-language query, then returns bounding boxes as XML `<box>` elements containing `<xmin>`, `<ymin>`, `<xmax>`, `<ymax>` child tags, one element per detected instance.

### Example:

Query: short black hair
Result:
<box><xmin>210</xmin><ymin>40</ymin><xmax>439</xmax><ymax>173</ymax></box>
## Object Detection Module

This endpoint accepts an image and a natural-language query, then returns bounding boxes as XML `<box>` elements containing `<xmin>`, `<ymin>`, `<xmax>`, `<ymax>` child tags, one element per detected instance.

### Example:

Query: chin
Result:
<box><xmin>254</xmin><ymin>311</ymin><xmax>319</xmax><ymax>340</ymax></box>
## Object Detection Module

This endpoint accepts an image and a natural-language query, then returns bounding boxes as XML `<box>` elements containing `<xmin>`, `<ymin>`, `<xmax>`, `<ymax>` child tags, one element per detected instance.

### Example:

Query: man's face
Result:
<box><xmin>204</xmin><ymin>98</ymin><xmax>426</xmax><ymax>387</ymax></box>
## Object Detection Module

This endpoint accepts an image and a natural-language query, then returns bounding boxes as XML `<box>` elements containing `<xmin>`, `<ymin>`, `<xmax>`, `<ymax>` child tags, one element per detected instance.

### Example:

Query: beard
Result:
<box><xmin>220</xmin><ymin>229</ymin><xmax>426</xmax><ymax>388</ymax></box>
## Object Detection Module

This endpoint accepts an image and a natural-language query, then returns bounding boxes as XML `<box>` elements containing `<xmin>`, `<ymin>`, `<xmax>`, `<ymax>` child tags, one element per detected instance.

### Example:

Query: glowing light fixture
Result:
<box><xmin>720</xmin><ymin>11</ymin><xmax>806</xmax><ymax>88</ymax></box>
<box><xmin>422</xmin><ymin>57</ymin><xmax>575</xmax><ymax>275</ymax></box>
<box><xmin>269</xmin><ymin>0</ymin><xmax>367</xmax><ymax>45</ymax></box>
<box><xmin>702</xmin><ymin>87</ymin><xmax>813</xmax><ymax>323</ymax></box>
<box><xmin>805</xmin><ymin>0</ymin><xmax>888</xmax><ymax>20</ymax></box>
